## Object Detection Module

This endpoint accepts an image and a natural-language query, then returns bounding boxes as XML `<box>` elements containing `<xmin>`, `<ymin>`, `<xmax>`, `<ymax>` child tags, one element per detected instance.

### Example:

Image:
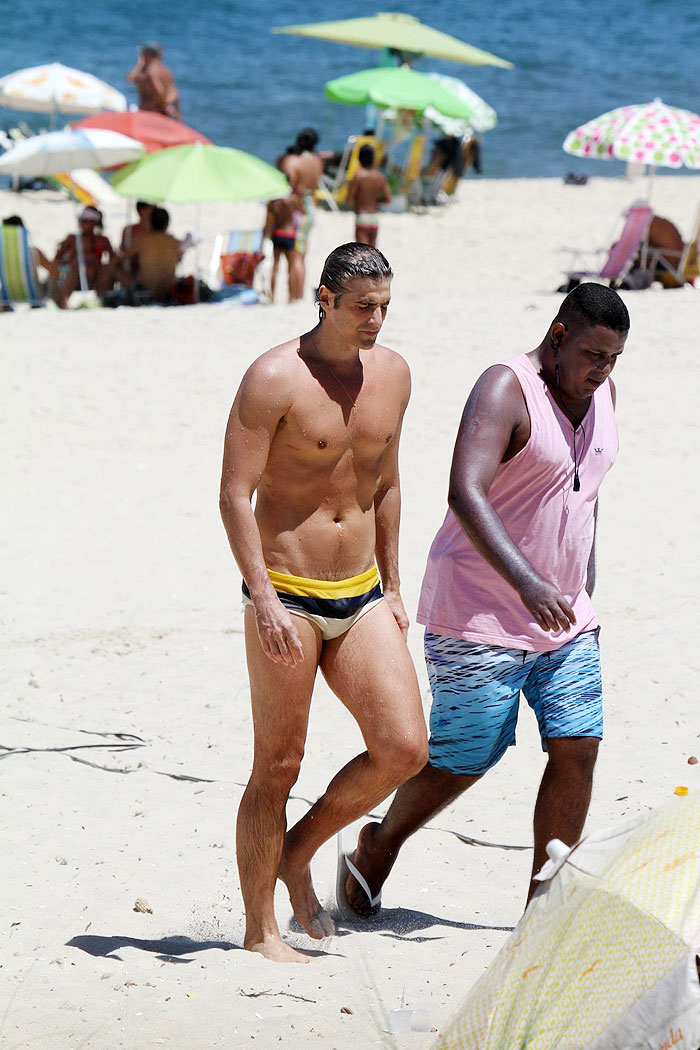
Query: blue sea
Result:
<box><xmin>1</xmin><ymin>0</ymin><xmax>699</xmax><ymax>179</ymax></box>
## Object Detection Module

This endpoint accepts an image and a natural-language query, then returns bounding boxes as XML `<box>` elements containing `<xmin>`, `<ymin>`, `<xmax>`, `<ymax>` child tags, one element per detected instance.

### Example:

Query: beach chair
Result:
<box><xmin>646</xmin><ymin>205</ymin><xmax>700</xmax><ymax>287</ymax></box>
<box><xmin>209</xmin><ymin>229</ymin><xmax>265</xmax><ymax>291</ymax></box>
<box><xmin>0</xmin><ymin>223</ymin><xmax>46</xmax><ymax>307</ymax></box>
<box><xmin>318</xmin><ymin>135</ymin><xmax>386</xmax><ymax>208</ymax></box>
<box><xmin>563</xmin><ymin>202</ymin><xmax>653</xmax><ymax>289</ymax></box>
<box><xmin>400</xmin><ymin>133</ymin><xmax>427</xmax><ymax>199</ymax></box>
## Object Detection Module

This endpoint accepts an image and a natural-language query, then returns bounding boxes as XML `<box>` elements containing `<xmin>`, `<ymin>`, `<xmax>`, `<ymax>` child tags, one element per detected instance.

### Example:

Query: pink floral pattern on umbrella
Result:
<box><xmin>563</xmin><ymin>98</ymin><xmax>700</xmax><ymax>169</ymax></box>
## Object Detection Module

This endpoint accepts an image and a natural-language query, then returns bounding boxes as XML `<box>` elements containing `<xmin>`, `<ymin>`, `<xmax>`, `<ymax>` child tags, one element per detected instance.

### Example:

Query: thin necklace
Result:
<box><xmin>325</xmin><ymin>361</ymin><xmax>359</xmax><ymax>414</ymax></box>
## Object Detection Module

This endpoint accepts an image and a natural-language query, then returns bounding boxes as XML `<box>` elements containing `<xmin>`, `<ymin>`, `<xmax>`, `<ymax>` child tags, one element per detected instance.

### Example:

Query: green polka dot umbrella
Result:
<box><xmin>563</xmin><ymin>98</ymin><xmax>700</xmax><ymax>170</ymax></box>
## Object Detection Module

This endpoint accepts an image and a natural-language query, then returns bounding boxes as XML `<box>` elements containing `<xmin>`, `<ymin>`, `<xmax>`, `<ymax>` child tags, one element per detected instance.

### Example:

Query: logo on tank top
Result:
<box><xmin>594</xmin><ymin>447</ymin><xmax>603</xmax><ymax>454</ymax></box>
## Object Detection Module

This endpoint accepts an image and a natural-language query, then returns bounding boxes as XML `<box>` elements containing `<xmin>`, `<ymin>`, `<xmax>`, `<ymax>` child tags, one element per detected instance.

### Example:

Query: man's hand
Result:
<box><xmin>383</xmin><ymin>589</ymin><xmax>410</xmax><ymax>641</ymax></box>
<box><xmin>518</xmin><ymin>575</ymin><xmax>576</xmax><ymax>633</ymax></box>
<box><xmin>254</xmin><ymin>597</ymin><xmax>305</xmax><ymax>666</ymax></box>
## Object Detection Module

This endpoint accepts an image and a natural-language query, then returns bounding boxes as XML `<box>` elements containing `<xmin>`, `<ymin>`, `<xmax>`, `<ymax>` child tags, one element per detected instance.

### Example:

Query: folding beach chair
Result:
<box><xmin>0</xmin><ymin>223</ymin><xmax>46</xmax><ymax>307</ymax></box>
<box><xmin>563</xmin><ymin>202</ymin><xmax>653</xmax><ymax>289</ymax></box>
<box><xmin>209</xmin><ymin>229</ymin><xmax>265</xmax><ymax>291</ymax></box>
<box><xmin>318</xmin><ymin>134</ymin><xmax>386</xmax><ymax>208</ymax></box>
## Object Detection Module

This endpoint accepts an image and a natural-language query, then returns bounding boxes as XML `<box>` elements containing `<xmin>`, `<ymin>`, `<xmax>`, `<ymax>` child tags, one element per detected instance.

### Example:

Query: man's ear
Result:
<box><xmin>318</xmin><ymin>284</ymin><xmax>334</xmax><ymax>313</ymax></box>
<box><xmin>550</xmin><ymin>321</ymin><xmax>567</xmax><ymax>349</ymax></box>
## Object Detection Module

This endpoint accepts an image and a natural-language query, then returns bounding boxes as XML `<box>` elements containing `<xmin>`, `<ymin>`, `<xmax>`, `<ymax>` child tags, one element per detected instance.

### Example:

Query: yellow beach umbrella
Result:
<box><xmin>437</xmin><ymin>794</ymin><xmax>700</xmax><ymax>1050</ymax></box>
<box><xmin>272</xmin><ymin>12</ymin><xmax>513</xmax><ymax>69</ymax></box>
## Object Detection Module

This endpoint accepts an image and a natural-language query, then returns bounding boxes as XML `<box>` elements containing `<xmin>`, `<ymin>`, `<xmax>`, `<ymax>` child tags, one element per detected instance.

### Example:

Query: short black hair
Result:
<box><xmin>136</xmin><ymin>200</ymin><xmax>153</xmax><ymax>213</ymax></box>
<box><xmin>3</xmin><ymin>214</ymin><xmax>24</xmax><ymax>226</ymax></box>
<box><xmin>294</xmin><ymin>128</ymin><xmax>318</xmax><ymax>153</ymax></box>
<box><xmin>556</xmin><ymin>282</ymin><xmax>630</xmax><ymax>333</ymax></box>
<box><xmin>317</xmin><ymin>243</ymin><xmax>393</xmax><ymax>321</ymax></box>
<box><xmin>358</xmin><ymin>144</ymin><xmax>375</xmax><ymax>168</ymax></box>
<box><xmin>151</xmin><ymin>206</ymin><xmax>169</xmax><ymax>232</ymax></box>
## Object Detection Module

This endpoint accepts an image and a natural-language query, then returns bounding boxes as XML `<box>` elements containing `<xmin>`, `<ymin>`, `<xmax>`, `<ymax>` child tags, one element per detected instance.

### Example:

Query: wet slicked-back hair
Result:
<box><xmin>317</xmin><ymin>242</ymin><xmax>393</xmax><ymax>320</ymax></box>
<box><xmin>556</xmin><ymin>281</ymin><xmax>630</xmax><ymax>333</ymax></box>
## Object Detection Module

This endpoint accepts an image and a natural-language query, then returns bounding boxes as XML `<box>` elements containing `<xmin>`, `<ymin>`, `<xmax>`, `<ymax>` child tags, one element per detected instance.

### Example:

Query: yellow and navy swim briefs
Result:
<box><xmin>242</xmin><ymin>565</ymin><xmax>383</xmax><ymax>641</ymax></box>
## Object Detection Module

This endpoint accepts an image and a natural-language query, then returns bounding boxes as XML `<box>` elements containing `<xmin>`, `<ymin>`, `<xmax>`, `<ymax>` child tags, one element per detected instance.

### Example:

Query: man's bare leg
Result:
<box><xmin>344</xmin><ymin>763</ymin><xmax>480</xmax><ymax>916</ymax></box>
<box><xmin>280</xmin><ymin>602</ymin><xmax>428</xmax><ymax>928</ymax></box>
<box><xmin>237</xmin><ymin>607</ymin><xmax>321</xmax><ymax>963</ymax></box>
<box><xmin>527</xmin><ymin>736</ymin><xmax>599</xmax><ymax>902</ymax></box>
<box><xmin>289</xmin><ymin>251</ymin><xmax>304</xmax><ymax>301</ymax></box>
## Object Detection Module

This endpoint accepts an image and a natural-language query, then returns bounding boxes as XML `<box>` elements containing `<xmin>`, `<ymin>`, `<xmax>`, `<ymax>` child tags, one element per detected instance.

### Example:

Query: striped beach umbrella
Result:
<box><xmin>563</xmin><ymin>98</ymin><xmax>700</xmax><ymax>170</ymax></box>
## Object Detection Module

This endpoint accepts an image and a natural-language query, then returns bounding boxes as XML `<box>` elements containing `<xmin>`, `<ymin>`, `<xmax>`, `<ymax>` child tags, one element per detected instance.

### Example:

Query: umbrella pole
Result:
<box><xmin>194</xmin><ymin>202</ymin><xmax>201</xmax><ymax>303</ymax></box>
<box><xmin>70</xmin><ymin>175</ymin><xmax>89</xmax><ymax>291</ymax></box>
<box><xmin>647</xmin><ymin>163</ymin><xmax>655</xmax><ymax>204</ymax></box>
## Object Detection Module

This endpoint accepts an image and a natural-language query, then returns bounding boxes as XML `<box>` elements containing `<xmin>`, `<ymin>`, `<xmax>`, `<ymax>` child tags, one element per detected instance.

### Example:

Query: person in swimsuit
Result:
<box><xmin>127</xmin><ymin>43</ymin><xmax>181</xmax><ymax>120</ymax></box>
<box><xmin>53</xmin><ymin>206</ymin><xmax>115</xmax><ymax>307</ymax></box>
<box><xmin>338</xmin><ymin>282</ymin><xmax>630</xmax><ymax>917</ymax></box>
<box><xmin>347</xmin><ymin>145</ymin><xmax>392</xmax><ymax>247</ymax></box>
<box><xmin>263</xmin><ymin>194</ymin><xmax>303</xmax><ymax>302</ymax></box>
<box><xmin>219</xmin><ymin>242</ymin><xmax>427</xmax><ymax>963</ymax></box>
<box><xmin>279</xmin><ymin>129</ymin><xmax>324</xmax><ymax>297</ymax></box>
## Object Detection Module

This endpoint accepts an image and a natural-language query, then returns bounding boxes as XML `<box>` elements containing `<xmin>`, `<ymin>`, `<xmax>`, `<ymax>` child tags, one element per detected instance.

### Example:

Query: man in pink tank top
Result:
<box><xmin>337</xmin><ymin>283</ymin><xmax>629</xmax><ymax>918</ymax></box>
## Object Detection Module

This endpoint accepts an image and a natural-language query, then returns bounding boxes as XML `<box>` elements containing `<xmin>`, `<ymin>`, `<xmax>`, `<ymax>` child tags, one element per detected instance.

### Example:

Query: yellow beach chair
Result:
<box><xmin>318</xmin><ymin>134</ymin><xmax>386</xmax><ymax>208</ymax></box>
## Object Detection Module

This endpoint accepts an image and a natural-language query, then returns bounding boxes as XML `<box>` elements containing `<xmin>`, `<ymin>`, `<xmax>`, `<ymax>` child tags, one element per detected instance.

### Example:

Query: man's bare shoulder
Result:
<box><xmin>367</xmin><ymin>342</ymin><xmax>411</xmax><ymax>392</ymax></box>
<box><xmin>237</xmin><ymin>339</ymin><xmax>302</xmax><ymax>409</ymax></box>
<box><xmin>465</xmin><ymin>363</ymin><xmax>528</xmax><ymax>419</ymax></box>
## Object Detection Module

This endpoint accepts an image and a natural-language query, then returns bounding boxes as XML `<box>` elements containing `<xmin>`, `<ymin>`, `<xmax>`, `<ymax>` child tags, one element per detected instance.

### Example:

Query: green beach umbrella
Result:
<box><xmin>325</xmin><ymin>66</ymin><xmax>478</xmax><ymax>120</ymax></box>
<box><xmin>110</xmin><ymin>143</ymin><xmax>290</xmax><ymax>203</ymax></box>
<box><xmin>273</xmin><ymin>12</ymin><xmax>513</xmax><ymax>69</ymax></box>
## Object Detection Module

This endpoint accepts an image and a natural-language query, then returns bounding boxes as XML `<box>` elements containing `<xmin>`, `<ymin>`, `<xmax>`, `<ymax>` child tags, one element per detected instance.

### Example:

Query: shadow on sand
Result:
<box><xmin>67</xmin><ymin>933</ymin><xmax>238</xmax><ymax>962</ymax></box>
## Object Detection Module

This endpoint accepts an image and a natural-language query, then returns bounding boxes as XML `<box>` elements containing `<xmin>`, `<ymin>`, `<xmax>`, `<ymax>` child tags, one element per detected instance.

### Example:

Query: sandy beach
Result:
<box><xmin>3</xmin><ymin>172</ymin><xmax>700</xmax><ymax>1048</ymax></box>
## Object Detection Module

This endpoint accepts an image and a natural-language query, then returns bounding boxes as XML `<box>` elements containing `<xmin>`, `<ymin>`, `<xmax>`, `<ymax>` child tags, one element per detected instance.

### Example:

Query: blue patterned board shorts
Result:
<box><xmin>425</xmin><ymin>629</ymin><xmax>603</xmax><ymax>776</ymax></box>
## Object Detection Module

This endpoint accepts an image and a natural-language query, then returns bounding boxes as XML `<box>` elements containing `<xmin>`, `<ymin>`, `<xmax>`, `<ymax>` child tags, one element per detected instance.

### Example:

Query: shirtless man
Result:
<box><xmin>127</xmin><ymin>43</ymin><xmax>181</xmax><ymax>120</ymax></box>
<box><xmin>339</xmin><ymin>282</ymin><xmax>629</xmax><ymax>916</ymax></box>
<box><xmin>280</xmin><ymin>129</ymin><xmax>324</xmax><ymax>295</ymax></box>
<box><xmin>121</xmin><ymin>205</ymin><xmax>184</xmax><ymax>302</ymax></box>
<box><xmin>263</xmin><ymin>194</ymin><xmax>303</xmax><ymax>302</ymax></box>
<box><xmin>347</xmin><ymin>145</ymin><xmax>392</xmax><ymax>247</ymax></box>
<box><xmin>219</xmin><ymin>243</ymin><xmax>427</xmax><ymax>962</ymax></box>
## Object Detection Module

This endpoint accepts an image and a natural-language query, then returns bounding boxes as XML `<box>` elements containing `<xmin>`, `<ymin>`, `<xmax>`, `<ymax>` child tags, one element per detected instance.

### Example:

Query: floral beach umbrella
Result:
<box><xmin>563</xmin><ymin>98</ymin><xmax>700</xmax><ymax>172</ymax></box>
<box><xmin>436</xmin><ymin>793</ymin><xmax>700</xmax><ymax>1050</ymax></box>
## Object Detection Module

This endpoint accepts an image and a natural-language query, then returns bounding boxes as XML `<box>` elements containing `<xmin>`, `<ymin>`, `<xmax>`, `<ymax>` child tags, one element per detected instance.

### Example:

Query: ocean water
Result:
<box><xmin>1</xmin><ymin>0</ymin><xmax>699</xmax><ymax>180</ymax></box>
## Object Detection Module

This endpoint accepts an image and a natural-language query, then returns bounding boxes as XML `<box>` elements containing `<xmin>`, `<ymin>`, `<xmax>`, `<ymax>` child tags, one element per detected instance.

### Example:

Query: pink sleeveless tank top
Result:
<box><xmin>417</xmin><ymin>353</ymin><xmax>618</xmax><ymax>652</ymax></box>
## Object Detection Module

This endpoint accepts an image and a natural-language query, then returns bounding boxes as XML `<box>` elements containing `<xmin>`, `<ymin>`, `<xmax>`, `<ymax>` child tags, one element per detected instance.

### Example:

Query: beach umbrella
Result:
<box><xmin>0</xmin><ymin>127</ymin><xmax>144</xmax><ymax>177</ymax></box>
<box><xmin>436</xmin><ymin>793</ymin><xmax>700</xmax><ymax>1050</ymax></box>
<box><xmin>111</xmin><ymin>143</ymin><xmax>290</xmax><ymax>298</ymax></box>
<box><xmin>324</xmin><ymin>66</ymin><xmax>480</xmax><ymax>121</ymax></box>
<box><xmin>424</xmin><ymin>74</ymin><xmax>497</xmax><ymax>134</ymax></box>
<box><xmin>563</xmin><ymin>98</ymin><xmax>700</xmax><ymax>196</ymax></box>
<box><xmin>273</xmin><ymin>12</ymin><xmax>513</xmax><ymax>69</ymax></box>
<box><xmin>72</xmin><ymin>110</ymin><xmax>212</xmax><ymax>153</ymax></box>
<box><xmin>110</xmin><ymin>143</ymin><xmax>289</xmax><ymax>203</ymax></box>
<box><xmin>0</xmin><ymin>63</ymin><xmax>126</xmax><ymax>125</ymax></box>
<box><xmin>0</xmin><ymin>128</ymin><xmax>144</xmax><ymax>291</ymax></box>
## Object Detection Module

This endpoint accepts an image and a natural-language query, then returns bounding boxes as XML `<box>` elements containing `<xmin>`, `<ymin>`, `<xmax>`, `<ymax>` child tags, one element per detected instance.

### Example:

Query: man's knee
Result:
<box><xmin>254</xmin><ymin>749</ymin><xmax>305</xmax><ymax>794</ymax></box>
<box><xmin>546</xmin><ymin>736</ymin><xmax>599</xmax><ymax>778</ymax></box>
<box><xmin>375</xmin><ymin>727</ymin><xmax>429</xmax><ymax>780</ymax></box>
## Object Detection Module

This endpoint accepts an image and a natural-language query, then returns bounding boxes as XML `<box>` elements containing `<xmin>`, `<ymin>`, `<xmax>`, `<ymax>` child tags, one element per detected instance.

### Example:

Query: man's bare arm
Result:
<box><xmin>219</xmin><ymin>359</ymin><xmax>304</xmax><ymax>666</ymax></box>
<box><xmin>448</xmin><ymin>366</ymin><xmax>576</xmax><ymax>634</ymax></box>
<box><xmin>373</xmin><ymin>362</ymin><xmax>411</xmax><ymax>638</ymax></box>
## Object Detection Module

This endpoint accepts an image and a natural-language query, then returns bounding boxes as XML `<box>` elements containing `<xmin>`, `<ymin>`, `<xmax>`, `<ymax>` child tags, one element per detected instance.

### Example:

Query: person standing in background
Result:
<box><xmin>127</xmin><ymin>43</ymin><xmax>181</xmax><ymax>120</ymax></box>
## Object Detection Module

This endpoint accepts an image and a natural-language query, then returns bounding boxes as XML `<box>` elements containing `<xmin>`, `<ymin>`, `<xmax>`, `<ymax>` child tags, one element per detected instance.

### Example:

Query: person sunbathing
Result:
<box><xmin>53</xmin><ymin>207</ymin><xmax>115</xmax><ymax>308</ymax></box>
<box><xmin>121</xmin><ymin>205</ymin><xmax>185</xmax><ymax>303</ymax></box>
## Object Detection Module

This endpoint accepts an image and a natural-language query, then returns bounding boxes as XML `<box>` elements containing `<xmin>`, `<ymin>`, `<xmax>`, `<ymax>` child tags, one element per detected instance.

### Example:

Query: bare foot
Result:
<box><xmin>345</xmin><ymin>821</ymin><xmax>398</xmax><ymax>917</ymax></box>
<box><xmin>278</xmin><ymin>854</ymin><xmax>335</xmax><ymax>940</ymax></box>
<box><xmin>245</xmin><ymin>934</ymin><xmax>309</xmax><ymax>964</ymax></box>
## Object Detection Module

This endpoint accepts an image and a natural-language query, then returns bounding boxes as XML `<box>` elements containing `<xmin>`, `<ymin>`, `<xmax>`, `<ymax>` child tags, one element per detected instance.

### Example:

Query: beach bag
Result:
<box><xmin>220</xmin><ymin>251</ymin><xmax>264</xmax><ymax>287</ymax></box>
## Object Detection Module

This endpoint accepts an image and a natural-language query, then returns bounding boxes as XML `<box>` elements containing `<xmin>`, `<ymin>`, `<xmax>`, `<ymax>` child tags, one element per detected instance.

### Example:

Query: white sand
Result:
<box><xmin>3</xmin><ymin>173</ymin><xmax>699</xmax><ymax>1048</ymax></box>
